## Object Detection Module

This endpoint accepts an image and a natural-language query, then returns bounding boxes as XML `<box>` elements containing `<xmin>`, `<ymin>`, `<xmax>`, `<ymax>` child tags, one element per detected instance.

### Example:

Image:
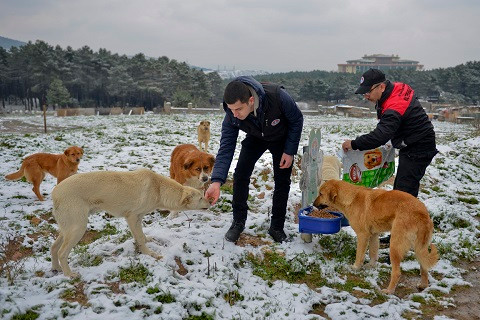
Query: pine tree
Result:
<box><xmin>46</xmin><ymin>78</ymin><xmax>71</xmax><ymax>107</ymax></box>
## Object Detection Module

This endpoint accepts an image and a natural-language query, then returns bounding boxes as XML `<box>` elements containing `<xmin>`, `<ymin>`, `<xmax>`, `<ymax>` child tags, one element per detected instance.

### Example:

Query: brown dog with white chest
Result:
<box><xmin>313</xmin><ymin>180</ymin><xmax>438</xmax><ymax>294</ymax></box>
<box><xmin>197</xmin><ymin>120</ymin><xmax>210</xmax><ymax>152</ymax></box>
<box><xmin>5</xmin><ymin>146</ymin><xmax>84</xmax><ymax>201</ymax></box>
<box><xmin>169</xmin><ymin>144</ymin><xmax>215</xmax><ymax>218</ymax></box>
<box><xmin>170</xmin><ymin>144</ymin><xmax>215</xmax><ymax>190</ymax></box>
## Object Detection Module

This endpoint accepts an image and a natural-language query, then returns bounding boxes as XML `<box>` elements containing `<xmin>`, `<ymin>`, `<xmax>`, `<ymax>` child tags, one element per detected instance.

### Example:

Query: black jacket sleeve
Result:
<box><xmin>351</xmin><ymin>110</ymin><xmax>402</xmax><ymax>151</ymax></box>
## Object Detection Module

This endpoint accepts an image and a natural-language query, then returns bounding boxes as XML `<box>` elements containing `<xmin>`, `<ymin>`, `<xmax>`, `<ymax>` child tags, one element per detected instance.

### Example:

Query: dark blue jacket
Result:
<box><xmin>211</xmin><ymin>76</ymin><xmax>303</xmax><ymax>184</ymax></box>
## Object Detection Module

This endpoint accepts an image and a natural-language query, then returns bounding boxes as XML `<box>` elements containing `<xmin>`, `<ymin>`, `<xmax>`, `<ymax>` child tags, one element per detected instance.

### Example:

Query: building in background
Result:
<box><xmin>338</xmin><ymin>54</ymin><xmax>423</xmax><ymax>74</ymax></box>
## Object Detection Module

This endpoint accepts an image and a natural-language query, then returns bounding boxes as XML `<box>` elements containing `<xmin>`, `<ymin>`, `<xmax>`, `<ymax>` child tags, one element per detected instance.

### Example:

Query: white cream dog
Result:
<box><xmin>50</xmin><ymin>169</ymin><xmax>210</xmax><ymax>277</ymax></box>
<box><xmin>301</xmin><ymin>155</ymin><xmax>342</xmax><ymax>243</ymax></box>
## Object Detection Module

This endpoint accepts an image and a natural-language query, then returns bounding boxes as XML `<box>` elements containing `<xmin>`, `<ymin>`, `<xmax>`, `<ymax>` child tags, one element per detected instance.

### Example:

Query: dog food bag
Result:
<box><xmin>341</xmin><ymin>145</ymin><xmax>395</xmax><ymax>188</ymax></box>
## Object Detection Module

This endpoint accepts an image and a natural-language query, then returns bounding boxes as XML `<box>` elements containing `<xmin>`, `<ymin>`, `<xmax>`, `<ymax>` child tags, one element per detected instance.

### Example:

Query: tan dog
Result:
<box><xmin>301</xmin><ymin>155</ymin><xmax>342</xmax><ymax>243</ymax></box>
<box><xmin>50</xmin><ymin>169</ymin><xmax>210</xmax><ymax>277</ymax></box>
<box><xmin>5</xmin><ymin>146</ymin><xmax>84</xmax><ymax>201</ymax></box>
<box><xmin>313</xmin><ymin>180</ymin><xmax>438</xmax><ymax>294</ymax></box>
<box><xmin>364</xmin><ymin>148</ymin><xmax>383</xmax><ymax>169</ymax></box>
<box><xmin>197</xmin><ymin>120</ymin><xmax>211</xmax><ymax>152</ymax></box>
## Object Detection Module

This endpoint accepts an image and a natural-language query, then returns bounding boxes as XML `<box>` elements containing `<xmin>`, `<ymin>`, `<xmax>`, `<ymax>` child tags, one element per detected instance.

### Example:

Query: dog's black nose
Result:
<box><xmin>315</xmin><ymin>203</ymin><xmax>328</xmax><ymax>209</ymax></box>
<box><xmin>202</xmin><ymin>176</ymin><xmax>209</xmax><ymax>182</ymax></box>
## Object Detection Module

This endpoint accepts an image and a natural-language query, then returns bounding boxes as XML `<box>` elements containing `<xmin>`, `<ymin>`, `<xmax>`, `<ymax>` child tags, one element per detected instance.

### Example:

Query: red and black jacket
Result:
<box><xmin>351</xmin><ymin>81</ymin><xmax>436</xmax><ymax>155</ymax></box>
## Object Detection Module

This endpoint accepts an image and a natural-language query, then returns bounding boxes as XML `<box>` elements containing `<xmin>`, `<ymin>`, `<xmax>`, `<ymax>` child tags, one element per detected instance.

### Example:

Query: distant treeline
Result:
<box><xmin>1</xmin><ymin>39</ymin><xmax>479</xmax><ymax>110</ymax></box>
<box><xmin>0</xmin><ymin>40</ymin><xmax>224</xmax><ymax>110</ymax></box>
<box><xmin>256</xmin><ymin>62</ymin><xmax>480</xmax><ymax>105</ymax></box>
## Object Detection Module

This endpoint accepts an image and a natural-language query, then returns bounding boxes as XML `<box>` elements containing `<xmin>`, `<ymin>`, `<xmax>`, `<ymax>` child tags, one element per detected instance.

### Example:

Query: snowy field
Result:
<box><xmin>0</xmin><ymin>113</ymin><xmax>479</xmax><ymax>320</ymax></box>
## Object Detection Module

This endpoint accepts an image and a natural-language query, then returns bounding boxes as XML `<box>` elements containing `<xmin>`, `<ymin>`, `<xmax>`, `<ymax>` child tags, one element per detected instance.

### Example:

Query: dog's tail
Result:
<box><xmin>5</xmin><ymin>166</ymin><xmax>25</xmax><ymax>181</ymax></box>
<box><xmin>415</xmin><ymin>223</ymin><xmax>439</xmax><ymax>271</ymax></box>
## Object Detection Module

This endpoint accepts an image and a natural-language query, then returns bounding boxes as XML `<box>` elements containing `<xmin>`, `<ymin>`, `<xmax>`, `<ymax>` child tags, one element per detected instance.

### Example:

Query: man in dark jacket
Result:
<box><xmin>342</xmin><ymin>68</ymin><xmax>438</xmax><ymax>198</ymax></box>
<box><xmin>205</xmin><ymin>76</ymin><xmax>303</xmax><ymax>243</ymax></box>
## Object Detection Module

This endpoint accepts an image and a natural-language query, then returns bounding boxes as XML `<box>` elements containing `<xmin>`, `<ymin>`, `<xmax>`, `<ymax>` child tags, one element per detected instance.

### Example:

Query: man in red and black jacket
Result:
<box><xmin>342</xmin><ymin>68</ymin><xmax>438</xmax><ymax>198</ymax></box>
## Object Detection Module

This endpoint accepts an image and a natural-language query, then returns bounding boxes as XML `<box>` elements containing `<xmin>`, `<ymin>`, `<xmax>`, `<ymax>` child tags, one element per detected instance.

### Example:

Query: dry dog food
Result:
<box><xmin>309</xmin><ymin>208</ymin><xmax>338</xmax><ymax>219</ymax></box>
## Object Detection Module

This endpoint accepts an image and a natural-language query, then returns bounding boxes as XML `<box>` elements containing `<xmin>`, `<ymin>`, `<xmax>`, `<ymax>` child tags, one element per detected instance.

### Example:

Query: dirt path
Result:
<box><xmin>439</xmin><ymin>260</ymin><xmax>480</xmax><ymax>320</ymax></box>
<box><xmin>0</xmin><ymin>119</ymin><xmax>78</xmax><ymax>134</ymax></box>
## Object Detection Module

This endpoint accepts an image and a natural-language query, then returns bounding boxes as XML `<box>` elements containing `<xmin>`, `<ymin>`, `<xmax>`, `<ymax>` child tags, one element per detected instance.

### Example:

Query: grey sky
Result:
<box><xmin>1</xmin><ymin>0</ymin><xmax>479</xmax><ymax>73</ymax></box>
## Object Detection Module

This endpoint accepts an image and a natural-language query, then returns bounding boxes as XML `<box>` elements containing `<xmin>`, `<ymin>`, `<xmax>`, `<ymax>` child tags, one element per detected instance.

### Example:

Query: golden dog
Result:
<box><xmin>50</xmin><ymin>169</ymin><xmax>210</xmax><ymax>277</ymax></box>
<box><xmin>301</xmin><ymin>155</ymin><xmax>342</xmax><ymax>243</ymax></box>
<box><xmin>169</xmin><ymin>144</ymin><xmax>215</xmax><ymax>218</ymax></box>
<box><xmin>5</xmin><ymin>146</ymin><xmax>84</xmax><ymax>201</ymax></box>
<box><xmin>197</xmin><ymin>120</ymin><xmax>211</xmax><ymax>152</ymax></box>
<box><xmin>170</xmin><ymin>144</ymin><xmax>215</xmax><ymax>189</ymax></box>
<box><xmin>313</xmin><ymin>180</ymin><xmax>438</xmax><ymax>294</ymax></box>
<box><xmin>363</xmin><ymin>148</ymin><xmax>383</xmax><ymax>169</ymax></box>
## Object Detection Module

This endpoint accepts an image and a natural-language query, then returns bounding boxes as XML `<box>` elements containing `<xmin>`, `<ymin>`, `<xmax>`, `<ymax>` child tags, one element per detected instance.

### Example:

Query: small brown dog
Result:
<box><xmin>169</xmin><ymin>144</ymin><xmax>215</xmax><ymax>218</ymax></box>
<box><xmin>197</xmin><ymin>120</ymin><xmax>210</xmax><ymax>152</ymax></box>
<box><xmin>170</xmin><ymin>144</ymin><xmax>215</xmax><ymax>190</ymax></box>
<box><xmin>5</xmin><ymin>146</ymin><xmax>84</xmax><ymax>201</ymax></box>
<box><xmin>313</xmin><ymin>180</ymin><xmax>438</xmax><ymax>294</ymax></box>
<box><xmin>363</xmin><ymin>148</ymin><xmax>383</xmax><ymax>169</ymax></box>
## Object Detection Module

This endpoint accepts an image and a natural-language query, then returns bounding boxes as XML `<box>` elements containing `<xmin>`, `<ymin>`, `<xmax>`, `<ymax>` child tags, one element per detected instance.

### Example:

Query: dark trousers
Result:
<box><xmin>394</xmin><ymin>150</ymin><xmax>437</xmax><ymax>197</ymax></box>
<box><xmin>232</xmin><ymin>135</ymin><xmax>293</xmax><ymax>229</ymax></box>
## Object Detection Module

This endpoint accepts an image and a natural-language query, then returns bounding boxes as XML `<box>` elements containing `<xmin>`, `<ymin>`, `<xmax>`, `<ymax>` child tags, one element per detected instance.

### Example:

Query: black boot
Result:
<box><xmin>268</xmin><ymin>227</ymin><xmax>287</xmax><ymax>243</ymax></box>
<box><xmin>225</xmin><ymin>220</ymin><xmax>245</xmax><ymax>242</ymax></box>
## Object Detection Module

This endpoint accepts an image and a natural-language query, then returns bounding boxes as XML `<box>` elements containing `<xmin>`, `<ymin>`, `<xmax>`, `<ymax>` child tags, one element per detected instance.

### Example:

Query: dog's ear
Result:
<box><xmin>183</xmin><ymin>159</ymin><xmax>194</xmax><ymax>170</ymax></box>
<box><xmin>64</xmin><ymin>148</ymin><xmax>71</xmax><ymax>156</ymax></box>
<box><xmin>328</xmin><ymin>182</ymin><xmax>339</xmax><ymax>203</ymax></box>
<box><xmin>206</xmin><ymin>121</ymin><xmax>210</xmax><ymax>125</ymax></box>
<box><xmin>181</xmin><ymin>192</ymin><xmax>193</xmax><ymax>206</ymax></box>
<box><xmin>78</xmin><ymin>147</ymin><xmax>84</xmax><ymax>155</ymax></box>
<box><xmin>208</xmin><ymin>155</ymin><xmax>215</xmax><ymax>168</ymax></box>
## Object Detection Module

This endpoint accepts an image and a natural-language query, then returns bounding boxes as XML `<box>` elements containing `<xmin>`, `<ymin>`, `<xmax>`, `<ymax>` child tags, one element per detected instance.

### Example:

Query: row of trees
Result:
<box><xmin>0</xmin><ymin>39</ymin><xmax>478</xmax><ymax>109</ymax></box>
<box><xmin>0</xmin><ymin>40</ymin><xmax>224</xmax><ymax>110</ymax></box>
<box><xmin>257</xmin><ymin>61</ymin><xmax>480</xmax><ymax>105</ymax></box>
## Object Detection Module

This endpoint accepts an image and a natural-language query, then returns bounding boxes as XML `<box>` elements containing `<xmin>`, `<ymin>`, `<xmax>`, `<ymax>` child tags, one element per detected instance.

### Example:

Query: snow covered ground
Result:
<box><xmin>0</xmin><ymin>113</ymin><xmax>478</xmax><ymax>320</ymax></box>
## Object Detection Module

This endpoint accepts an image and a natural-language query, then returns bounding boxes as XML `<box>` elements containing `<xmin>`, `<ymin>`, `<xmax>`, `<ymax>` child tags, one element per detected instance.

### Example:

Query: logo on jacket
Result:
<box><xmin>360</xmin><ymin>76</ymin><xmax>364</xmax><ymax>84</ymax></box>
<box><xmin>271</xmin><ymin>119</ymin><xmax>280</xmax><ymax>126</ymax></box>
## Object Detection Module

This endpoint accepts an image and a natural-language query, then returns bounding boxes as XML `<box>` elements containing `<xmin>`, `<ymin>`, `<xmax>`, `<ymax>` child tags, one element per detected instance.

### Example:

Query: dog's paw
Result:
<box><xmin>65</xmin><ymin>271</ymin><xmax>80</xmax><ymax>279</ymax></box>
<box><xmin>300</xmin><ymin>233</ymin><xmax>313</xmax><ymax>243</ymax></box>
<box><xmin>149</xmin><ymin>252</ymin><xmax>163</xmax><ymax>260</ymax></box>
<box><xmin>416</xmin><ymin>282</ymin><xmax>427</xmax><ymax>291</ymax></box>
<box><xmin>167</xmin><ymin>212</ymin><xmax>180</xmax><ymax>219</ymax></box>
<box><xmin>351</xmin><ymin>264</ymin><xmax>362</xmax><ymax>270</ymax></box>
<box><xmin>365</xmin><ymin>261</ymin><xmax>377</xmax><ymax>269</ymax></box>
<box><xmin>381</xmin><ymin>288</ymin><xmax>395</xmax><ymax>295</ymax></box>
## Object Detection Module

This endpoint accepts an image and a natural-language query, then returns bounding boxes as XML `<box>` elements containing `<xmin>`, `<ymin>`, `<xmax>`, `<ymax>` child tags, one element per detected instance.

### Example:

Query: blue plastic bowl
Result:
<box><xmin>298</xmin><ymin>206</ymin><xmax>344</xmax><ymax>234</ymax></box>
<box><xmin>340</xmin><ymin>215</ymin><xmax>350</xmax><ymax>227</ymax></box>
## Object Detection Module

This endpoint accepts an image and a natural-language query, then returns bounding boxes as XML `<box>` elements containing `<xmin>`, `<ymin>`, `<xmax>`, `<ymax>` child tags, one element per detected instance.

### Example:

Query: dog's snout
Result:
<box><xmin>315</xmin><ymin>203</ymin><xmax>328</xmax><ymax>210</ymax></box>
<box><xmin>201</xmin><ymin>176</ymin><xmax>209</xmax><ymax>182</ymax></box>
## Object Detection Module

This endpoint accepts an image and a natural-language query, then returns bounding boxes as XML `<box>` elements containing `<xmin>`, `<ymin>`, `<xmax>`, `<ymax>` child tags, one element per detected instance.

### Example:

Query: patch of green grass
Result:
<box><xmin>458</xmin><ymin>197</ymin><xmax>478</xmax><ymax>205</ymax></box>
<box><xmin>245</xmin><ymin>250</ymin><xmax>327</xmax><ymax>288</ymax></box>
<box><xmin>184</xmin><ymin>312</ymin><xmax>215</xmax><ymax>320</ymax></box>
<box><xmin>411</xmin><ymin>295</ymin><xmax>426</xmax><ymax>304</ymax></box>
<box><xmin>209</xmin><ymin>198</ymin><xmax>232</xmax><ymax>213</ymax></box>
<box><xmin>153</xmin><ymin>292</ymin><xmax>176</xmax><ymax>303</ymax></box>
<box><xmin>220</xmin><ymin>183</ymin><xmax>233</xmax><ymax>194</ymax></box>
<box><xmin>431</xmin><ymin>186</ymin><xmax>441</xmax><ymax>192</ymax></box>
<box><xmin>224</xmin><ymin>290</ymin><xmax>244</xmax><ymax>306</ymax></box>
<box><xmin>119</xmin><ymin>262</ymin><xmax>150</xmax><ymax>283</ymax></box>
<box><xmin>317</xmin><ymin>232</ymin><xmax>357</xmax><ymax>263</ymax></box>
<box><xmin>12</xmin><ymin>195</ymin><xmax>29</xmax><ymax>199</ymax></box>
<box><xmin>0</xmin><ymin>141</ymin><xmax>17</xmax><ymax>148</ymax></box>
<box><xmin>100</xmin><ymin>223</ymin><xmax>119</xmax><ymax>236</ymax></box>
<box><xmin>420</xmin><ymin>189</ymin><xmax>430</xmax><ymax>195</ymax></box>
<box><xmin>11</xmin><ymin>310</ymin><xmax>39</xmax><ymax>320</ymax></box>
